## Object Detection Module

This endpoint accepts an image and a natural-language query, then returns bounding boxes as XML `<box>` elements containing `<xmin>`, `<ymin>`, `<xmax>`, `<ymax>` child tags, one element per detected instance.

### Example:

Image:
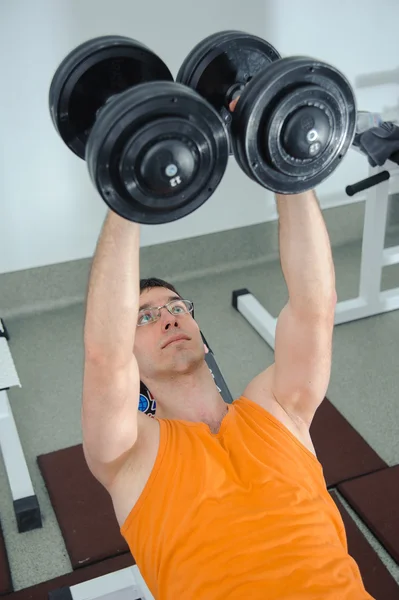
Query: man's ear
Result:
<box><xmin>204</xmin><ymin>343</ymin><xmax>209</xmax><ymax>355</ymax></box>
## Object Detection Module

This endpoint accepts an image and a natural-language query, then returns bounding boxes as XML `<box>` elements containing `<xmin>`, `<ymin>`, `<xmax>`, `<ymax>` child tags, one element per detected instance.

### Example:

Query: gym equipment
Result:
<box><xmin>0</xmin><ymin>319</ymin><xmax>42</xmax><ymax>533</ymax></box>
<box><xmin>346</xmin><ymin>170</ymin><xmax>390</xmax><ymax>197</ymax></box>
<box><xmin>49</xmin><ymin>36</ymin><xmax>229</xmax><ymax>224</ymax></box>
<box><xmin>346</xmin><ymin>121</ymin><xmax>399</xmax><ymax>195</ymax></box>
<box><xmin>48</xmin><ymin>564</ymin><xmax>154</xmax><ymax>599</ymax></box>
<box><xmin>231</xmin><ymin>57</ymin><xmax>356</xmax><ymax>194</ymax></box>
<box><xmin>338</xmin><ymin>465</ymin><xmax>399</xmax><ymax>566</ymax></box>
<box><xmin>178</xmin><ymin>31</ymin><xmax>357</xmax><ymax>194</ymax></box>
<box><xmin>176</xmin><ymin>31</ymin><xmax>281</xmax><ymax>149</ymax></box>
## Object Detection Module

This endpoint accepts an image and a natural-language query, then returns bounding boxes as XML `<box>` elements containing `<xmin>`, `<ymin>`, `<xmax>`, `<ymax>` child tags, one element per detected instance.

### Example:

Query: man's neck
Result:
<box><xmin>149</xmin><ymin>364</ymin><xmax>227</xmax><ymax>427</ymax></box>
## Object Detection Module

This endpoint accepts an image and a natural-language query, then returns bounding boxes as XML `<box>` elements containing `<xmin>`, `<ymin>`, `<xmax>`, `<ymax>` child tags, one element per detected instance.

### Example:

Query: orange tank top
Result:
<box><xmin>120</xmin><ymin>396</ymin><xmax>374</xmax><ymax>600</ymax></box>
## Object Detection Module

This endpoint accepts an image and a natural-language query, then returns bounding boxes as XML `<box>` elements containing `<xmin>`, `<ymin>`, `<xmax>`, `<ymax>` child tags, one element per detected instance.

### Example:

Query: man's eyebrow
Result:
<box><xmin>139</xmin><ymin>296</ymin><xmax>181</xmax><ymax>311</ymax></box>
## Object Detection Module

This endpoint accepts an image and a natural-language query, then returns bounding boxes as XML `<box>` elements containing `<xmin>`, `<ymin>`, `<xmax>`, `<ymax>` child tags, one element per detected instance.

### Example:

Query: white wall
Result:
<box><xmin>1</xmin><ymin>0</ymin><xmax>398</xmax><ymax>275</ymax></box>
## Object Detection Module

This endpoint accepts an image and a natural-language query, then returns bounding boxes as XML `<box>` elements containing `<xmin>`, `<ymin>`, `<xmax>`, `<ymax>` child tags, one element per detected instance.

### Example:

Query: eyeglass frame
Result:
<box><xmin>137</xmin><ymin>298</ymin><xmax>195</xmax><ymax>327</ymax></box>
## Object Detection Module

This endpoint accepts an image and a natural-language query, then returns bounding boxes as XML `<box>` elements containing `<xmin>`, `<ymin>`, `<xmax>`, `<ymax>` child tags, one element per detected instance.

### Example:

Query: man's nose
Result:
<box><xmin>161</xmin><ymin>308</ymin><xmax>179</xmax><ymax>325</ymax></box>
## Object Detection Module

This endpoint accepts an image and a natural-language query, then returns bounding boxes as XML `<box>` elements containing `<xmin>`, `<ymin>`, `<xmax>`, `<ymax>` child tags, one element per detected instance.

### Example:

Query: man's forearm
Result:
<box><xmin>276</xmin><ymin>190</ymin><xmax>336</xmax><ymax>314</ymax></box>
<box><xmin>84</xmin><ymin>210</ymin><xmax>141</xmax><ymax>366</ymax></box>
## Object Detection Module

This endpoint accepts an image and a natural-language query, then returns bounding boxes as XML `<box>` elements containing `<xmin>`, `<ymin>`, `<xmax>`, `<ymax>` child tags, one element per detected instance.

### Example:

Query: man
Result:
<box><xmin>82</xmin><ymin>193</ymin><xmax>374</xmax><ymax>597</ymax></box>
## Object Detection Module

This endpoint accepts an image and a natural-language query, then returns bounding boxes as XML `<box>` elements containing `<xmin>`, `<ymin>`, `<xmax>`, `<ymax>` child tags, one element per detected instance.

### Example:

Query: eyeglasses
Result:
<box><xmin>137</xmin><ymin>299</ymin><xmax>194</xmax><ymax>327</ymax></box>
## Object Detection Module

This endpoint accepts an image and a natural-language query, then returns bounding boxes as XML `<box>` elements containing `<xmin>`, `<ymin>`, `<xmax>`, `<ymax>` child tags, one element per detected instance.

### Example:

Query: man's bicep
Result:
<box><xmin>272</xmin><ymin>301</ymin><xmax>335</xmax><ymax>426</ymax></box>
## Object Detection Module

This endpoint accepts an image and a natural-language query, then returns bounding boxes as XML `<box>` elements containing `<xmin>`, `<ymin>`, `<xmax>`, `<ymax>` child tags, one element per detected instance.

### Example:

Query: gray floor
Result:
<box><xmin>1</xmin><ymin>235</ymin><xmax>399</xmax><ymax>591</ymax></box>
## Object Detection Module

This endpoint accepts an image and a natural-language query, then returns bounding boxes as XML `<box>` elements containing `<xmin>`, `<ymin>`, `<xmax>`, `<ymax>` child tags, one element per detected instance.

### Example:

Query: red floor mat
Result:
<box><xmin>310</xmin><ymin>398</ymin><xmax>387</xmax><ymax>487</ymax></box>
<box><xmin>0</xmin><ymin>519</ymin><xmax>12</xmax><ymax>595</ymax></box>
<box><xmin>37</xmin><ymin>444</ymin><xmax>129</xmax><ymax>569</ymax></box>
<box><xmin>338</xmin><ymin>465</ymin><xmax>399</xmax><ymax>565</ymax></box>
<box><xmin>330</xmin><ymin>491</ymin><xmax>399</xmax><ymax>600</ymax></box>
<box><xmin>1</xmin><ymin>552</ymin><xmax>134</xmax><ymax>600</ymax></box>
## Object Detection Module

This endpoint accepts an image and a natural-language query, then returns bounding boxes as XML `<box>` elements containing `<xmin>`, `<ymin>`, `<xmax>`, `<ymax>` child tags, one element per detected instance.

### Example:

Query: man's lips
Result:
<box><xmin>162</xmin><ymin>335</ymin><xmax>190</xmax><ymax>348</ymax></box>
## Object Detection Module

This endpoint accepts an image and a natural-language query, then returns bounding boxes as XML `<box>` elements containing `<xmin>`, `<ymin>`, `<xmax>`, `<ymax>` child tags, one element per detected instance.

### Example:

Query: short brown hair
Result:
<box><xmin>140</xmin><ymin>277</ymin><xmax>183</xmax><ymax>298</ymax></box>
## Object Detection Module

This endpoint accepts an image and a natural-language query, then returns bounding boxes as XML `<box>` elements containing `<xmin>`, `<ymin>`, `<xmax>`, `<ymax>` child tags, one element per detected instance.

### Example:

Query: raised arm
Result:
<box><xmin>271</xmin><ymin>190</ymin><xmax>337</xmax><ymax>426</ymax></box>
<box><xmin>82</xmin><ymin>211</ymin><xmax>149</xmax><ymax>487</ymax></box>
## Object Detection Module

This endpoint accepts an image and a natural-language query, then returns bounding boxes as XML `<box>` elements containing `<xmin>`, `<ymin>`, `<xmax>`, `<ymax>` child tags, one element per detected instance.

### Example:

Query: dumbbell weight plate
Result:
<box><xmin>232</xmin><ymin>57</ymin><xmax>357</xmax><ymax>194</ymax></box>
<box><xmin>177</xmin><ymin>31</ymin><xmax>281</xmax><ymax>149</ymax></box>
<box><xmin>49</xmin><ymin>35</ymin><xmax>173</xmax><ymax>159</ymax></box>
<box><xmin>86</xmin><ymin>81</ymin><xmax>229</xmax><ymax>224</ymax></box>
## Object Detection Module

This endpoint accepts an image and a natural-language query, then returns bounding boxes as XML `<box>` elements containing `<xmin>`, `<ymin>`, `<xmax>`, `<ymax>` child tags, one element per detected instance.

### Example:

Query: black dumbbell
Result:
<box><xmin>177</xmin><ymin>31</ymin><xmax>357</xmax><ymax>194</ymax></box>
<box><xmin>49</xmin><ymin>36</ymin><xmax>229</xmax><ymax>224</ymax></box>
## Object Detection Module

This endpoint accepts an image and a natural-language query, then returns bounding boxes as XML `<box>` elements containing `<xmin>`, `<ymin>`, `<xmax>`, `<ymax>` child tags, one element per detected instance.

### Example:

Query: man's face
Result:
<box><xmin>133</xmin><ymin>287</ymin><xmax>207</xmax><ymax>386</ymax></box>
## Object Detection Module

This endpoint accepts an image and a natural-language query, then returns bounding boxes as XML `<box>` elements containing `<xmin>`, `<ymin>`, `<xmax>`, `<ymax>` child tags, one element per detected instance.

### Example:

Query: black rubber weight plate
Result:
<box><xmin>177</xmin><ymin>30</ymin><xmax>280</xmax><ymax>89</ymax></box>
<box><xmin>49</xmin><ymin>35</ymin><xmax>173</xmax><ymax>158</ymax></box>
<box><xmin>231</xmin><ymin>56</ymin><xmax>357</xmax><ymax>194</ymax></box>
<box><xmin>86</xmin><ymin>81</ymin><xmax>229</xmax><ymax>224</ymax></box>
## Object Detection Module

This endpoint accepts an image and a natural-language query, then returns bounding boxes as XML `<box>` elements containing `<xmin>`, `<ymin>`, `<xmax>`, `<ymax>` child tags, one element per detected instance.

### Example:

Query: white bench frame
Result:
<box><xmin>48</xmin><ymin>565</ymin><xmax>154</xmax><ymax>600</ymax></box>
<box><xmin>0</xmin><ymin>324</ymin><xmax>42</xmax><ymax>532</ymax></box>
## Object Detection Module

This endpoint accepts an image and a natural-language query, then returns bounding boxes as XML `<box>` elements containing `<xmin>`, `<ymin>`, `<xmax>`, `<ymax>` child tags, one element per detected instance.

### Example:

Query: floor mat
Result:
<box><xmin>310</xmin><ymin>398</ymin><xmax>387</xmax><ymax>487</ymax></box>
<box><xmin>338</xmin><ymin>465</ymin><xmax>399</xmax><ymax>565</ymax></box>
<box><xmin>1</xmin><ymin>552</ymin><xmax>133</xmax><ymax>600</ymax></box>
<box><xmin>330</xmin><ymin>491</ymin><xmax>399</xmax><ymax>599</ymax></box>
<box><xmin>0</xmin><ymin>518</ymin><xmax>12</xmax><ymax>595</ymax></box>
<box><xmin>37</xmin><ymin>444</ymin><xmax>129</xmax><ymax>569</ymax></box>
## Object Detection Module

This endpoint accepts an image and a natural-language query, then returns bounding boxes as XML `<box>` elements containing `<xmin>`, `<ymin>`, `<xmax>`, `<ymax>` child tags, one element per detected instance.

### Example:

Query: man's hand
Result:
<box><xmin>229</xmin><ymin>97</ymin><xmax>240</xmax><ymax>112</ymax></box>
